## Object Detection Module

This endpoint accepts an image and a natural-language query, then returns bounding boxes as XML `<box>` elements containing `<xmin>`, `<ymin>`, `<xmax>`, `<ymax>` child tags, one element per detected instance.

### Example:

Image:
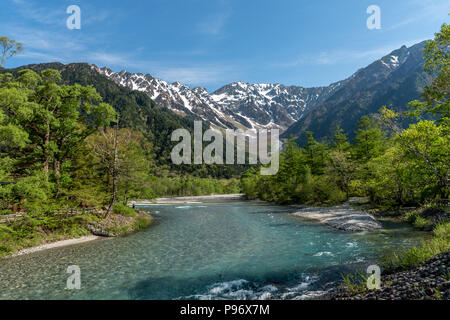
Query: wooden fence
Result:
<box><xmin>0</xmin><ymin>213</ymin><xmax>24</xmax><ymax>224</ymax></box>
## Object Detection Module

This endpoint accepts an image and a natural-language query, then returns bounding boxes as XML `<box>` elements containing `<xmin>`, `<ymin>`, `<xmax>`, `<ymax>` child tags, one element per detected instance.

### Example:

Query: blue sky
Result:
<box><xmin>1</xmin><ymin>0</ymin><xmax>449</xmax><ymax>91</ymax></box>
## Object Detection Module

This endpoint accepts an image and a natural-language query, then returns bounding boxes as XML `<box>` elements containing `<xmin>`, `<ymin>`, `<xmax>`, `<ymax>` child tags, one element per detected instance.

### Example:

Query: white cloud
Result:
<box><xmin>196</xmin><ymin>1</ymin><xmax>232</xmax><ymax>36</ymax></box>
<box><xmin>89</xmin><ymin>54</ymin><xmax>237</xmax><ymax>86</ymax></box>
<box><xmin>2</xmin><ymin>18</ymin><xmax>236</xmax><ymax>87</ymax></box>
<box><xmin>88</xmin><ymin>52</ymin><xmax>131</xmax><ymax>67</ymax></box>
<box><xmin>10</xmin><ymin>0</ymin><xmax>66</xmax><ymax>26</ymax></box>
<box><xmin>385</xmin><ymin>0</ymin><xmax>449</xmax><ymax>31</ymax></box>
<box><xmin>196</xmin><ymin>12</ymin><xmax>231</xmax><ymax>36</ymax></box>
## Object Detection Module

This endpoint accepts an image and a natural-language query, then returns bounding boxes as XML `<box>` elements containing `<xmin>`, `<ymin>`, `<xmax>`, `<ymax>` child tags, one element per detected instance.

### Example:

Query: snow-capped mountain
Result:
<box><xmin>209</xmin><ymin>81</ymin><xmax>344</xmax><ymax>130</ymax></box>
<box><xmin>92</xmin><ymin>66</ymin><xmax>343</xmax><ymax>131</ymax></box>
<box><xmin>283</xmin><ymin>41</ymin><xmax>430</xmax><ymax>143</ymax></box>
<box><xmin>92</xmin><ymin>41</ymin><xmax>427</xmax><ymax>134</ymax></box>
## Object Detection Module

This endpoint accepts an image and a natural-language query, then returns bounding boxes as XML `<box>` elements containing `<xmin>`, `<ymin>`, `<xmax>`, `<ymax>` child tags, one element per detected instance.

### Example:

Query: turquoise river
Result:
<box><xmin>0</xmin><ymin>200</ymin><xmax>425</xmax><ymax>300</ymax></box>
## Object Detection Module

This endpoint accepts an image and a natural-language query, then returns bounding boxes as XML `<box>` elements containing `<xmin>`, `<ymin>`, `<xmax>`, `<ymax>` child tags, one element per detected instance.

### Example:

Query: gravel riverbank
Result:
<box><xmin>325</xmin><ymin>250</ymin><xmax>450</xmax><ymax>300</ymax></box>
<box><xmin>8</xmin><ymin>236</ymin><xmax>100</xmax><ymax>258</ymax></box>
<box><xmin>131</xmin><ymin>194</ymin><xmax>245</xmax><ymax>205</ymax></box>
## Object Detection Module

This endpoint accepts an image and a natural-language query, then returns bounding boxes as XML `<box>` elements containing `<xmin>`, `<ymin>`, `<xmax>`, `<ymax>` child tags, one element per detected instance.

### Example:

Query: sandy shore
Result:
<box><xmin>8</xmin><ymin>235</ymin><xmax>100</xmax><ymax>258</ymax></box>
<box><xmin>133</xmin><ymin>194</ymin><xmax>381</xmax><ymax>232</ymax></box>
<box><xmin>132</xmin><ymin>194</ymin><xmax>245</xmax><ymax>205</ymax></box>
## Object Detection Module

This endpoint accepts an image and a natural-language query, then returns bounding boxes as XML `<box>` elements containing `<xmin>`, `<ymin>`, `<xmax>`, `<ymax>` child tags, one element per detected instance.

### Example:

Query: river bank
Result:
<box><xmin>0</xmin><ymin>208</ymin><xmax>152</xmax><ymax>258</ymax></box>
<box><xmin>325</xmin><ymin>250</ymin><xmax>450</xmax><ymax>300</ymax></box>
<box><xmin>9</xmin><ymin>236</ymin><xmax>100</xmax><ymax>258</ymax></box>
<box><xmin>0</xmin><ymin>199</ymin><xmax>427</xmax><ymax>300</ymax></box>
<box><xmin>131</xmin><ymin>193</ymin><xmax>245</xmax><ymax>205</ymax></box>
<box><xmin>291</xmin><ymin>204</ymin><xmax>382</xmax><ymax>232</ymax></box>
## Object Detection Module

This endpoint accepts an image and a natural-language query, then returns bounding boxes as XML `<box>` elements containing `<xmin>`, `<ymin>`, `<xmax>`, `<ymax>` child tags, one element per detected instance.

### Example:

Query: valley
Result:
<box><xmin>0</xmin><ymin>14</ymin><xmax>448</xmax><ymax>302</ymax></box>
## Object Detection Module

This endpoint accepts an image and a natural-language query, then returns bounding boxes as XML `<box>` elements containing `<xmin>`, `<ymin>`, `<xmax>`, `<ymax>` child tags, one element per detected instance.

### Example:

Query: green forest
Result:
<box><xmin>241</xmin><ymin>24</ymin><xmax>449</xmax><ymax>271</ymax></box>
<box><xmin>0</xmin><ymin>39</ymin><xmax>240</xmax><ymax>255</ymax></box>
<box><xmin>0</xmin><ymin>23</ymin><xmax>448</xmax><ymax>264</ymax></box>
<box><xmin>242</xmin><ymin>24</ymin><xmax>448</xmax><ymax>209</ymax></box>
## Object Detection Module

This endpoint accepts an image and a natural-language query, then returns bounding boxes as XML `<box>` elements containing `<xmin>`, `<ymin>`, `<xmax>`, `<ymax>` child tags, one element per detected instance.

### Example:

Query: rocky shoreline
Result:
<box><xmin>292</xmin><ymin>204</ymin><xmax>382</xmax><ymax>232</ymax></box>
<box><xmin>325</xmin><ymin>250</ymin><xmax>450</xmax><ymax>300</ymax></box>
<box><xmin>131</xmin><ymin>194</ymin><xmax>245</xmax><ymax>206</ymax></box>
<box><xmin>8</xmin><ymin>236</ymin><xmax>100</xmax><ymax>258</ymax></box>
<box><xmin>87</xmin><ymin>209</ymin><xmax>152</xmax><ymax>237</ymax></box>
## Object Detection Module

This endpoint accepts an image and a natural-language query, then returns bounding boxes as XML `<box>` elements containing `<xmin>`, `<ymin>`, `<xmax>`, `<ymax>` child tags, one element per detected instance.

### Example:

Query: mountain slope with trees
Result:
<box><xmin>0</xmin><ymin>62</ymin><xmax>195</xmax><ymax>166</ymax></box>
<box><xmin>0</xmin><ymin>46</ymin><xmax>240</xmax><ymax>256</ymax></box>
<box><xmin>243</xmin><ymin>25</ymin><xmax>448</xmax><ymax>210</ymax></box>
<box><xmin>282</xmin><ymin>41</ymin><xmax>433</xmax><ymax>144</ymax></box>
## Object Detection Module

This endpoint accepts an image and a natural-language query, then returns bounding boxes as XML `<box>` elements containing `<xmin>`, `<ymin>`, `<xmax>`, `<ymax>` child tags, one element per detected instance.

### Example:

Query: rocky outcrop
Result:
<box><xmin>87</xmin><ymin>222</ymin><xmax>115</xmax><ymax>237</ymax></box>
<box><xmin>292</xmin><ymin>204</ymin><xmax>382</xmax><ymax>232</ymax></box>
<box><xmin>87</xmin><ymin>210</ymin><xmax>152</xmax><ymax>237</ymax></box>
<box><xmin>93</xmin><ymin>66</ymin><xmax>343</xmax><ymax>131</ymax></box>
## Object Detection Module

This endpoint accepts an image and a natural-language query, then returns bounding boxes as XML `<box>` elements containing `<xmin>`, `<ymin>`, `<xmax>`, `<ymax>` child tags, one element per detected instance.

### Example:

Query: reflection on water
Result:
<box><xmin>0</xmin><ymin>202</ymin><xmax>425</xmax><ymax>300</ymax></box>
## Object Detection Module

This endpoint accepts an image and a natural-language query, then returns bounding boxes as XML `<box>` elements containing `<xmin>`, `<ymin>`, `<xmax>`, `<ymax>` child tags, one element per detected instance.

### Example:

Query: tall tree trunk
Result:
<box><xmin>54</xmin><ymin>160</ymin><xmax>61</xmax><ymax>195</ymax></box>
<box><xmin>43</xmin><ymin>121</ymin><xmax>50</xmax><ymax>179</ymax></box>
<box><xmin>105</xmin><ymin>121</ymin><xmax>119</xmax><ymax>218</ymax></box>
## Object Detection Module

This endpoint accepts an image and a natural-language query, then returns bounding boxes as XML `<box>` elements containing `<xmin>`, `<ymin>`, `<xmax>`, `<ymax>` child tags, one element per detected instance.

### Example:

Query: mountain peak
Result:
<box><xmin>94</xmin><ymin>66</ymin><xmax>337</xmax><ymax>131</ymax></box>
<box><xmin>92</xmin><ymin>40</ymin><xmax>428</xmax><ymax>134</ymax></box>
<box><xmin>282</xmin><ymin>41</ymin><xmax>429</xmax><ymax>144</ymax></box>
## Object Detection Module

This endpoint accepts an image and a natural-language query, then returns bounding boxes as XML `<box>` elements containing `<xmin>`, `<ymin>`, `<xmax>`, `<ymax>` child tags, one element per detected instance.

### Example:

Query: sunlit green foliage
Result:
<box><xmin>242</xmin><ymin>23</ymin><xmax>449</xmax><ymax>208</ymax></box>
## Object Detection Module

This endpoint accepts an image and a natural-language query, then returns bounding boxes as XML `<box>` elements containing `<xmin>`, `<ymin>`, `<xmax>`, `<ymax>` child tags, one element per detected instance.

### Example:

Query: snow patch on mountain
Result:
<box><xmin>92</xmin><ymin>65</ymin><xmax>344</xmax><ymax>131</ymax></box>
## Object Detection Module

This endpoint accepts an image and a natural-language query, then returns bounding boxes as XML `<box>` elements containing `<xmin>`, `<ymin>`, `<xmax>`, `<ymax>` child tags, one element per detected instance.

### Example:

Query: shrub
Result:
<box><xmin>341</xmin><ymin>271</ymin><xmax>369</xmax><ymax>294</ymax></box>
<box><xmin>113</xmin><ymin>202</ymin><xmax>136</xmax><ymax>217</ymax></box>
<box><xmin>381</xmin><ymin>237</ymin><xmax>450</xmax><ymax>272</ymax></box>
<box><xmin>310</xmin><ymin>176</ymin><xmax>346</xmax><ymax>206</ymax></box>
<box><xmin>413</xmin><ymin>216</ymin><xmax>432</xmax><ymax>230</ymax></box>
<box><xmin>133</xmin><ymin>216</ymin><xmax>152</xmax><ymax>231</ymax></box>
<box><xmin>433</xmin><ymin>222</ymin><xmax>450</xmax><ymax>240</ymax></box>
<box><xmin>405</xmin><ymin>211</ymin><xmax>419</xmax><ymax>223</ymax></box>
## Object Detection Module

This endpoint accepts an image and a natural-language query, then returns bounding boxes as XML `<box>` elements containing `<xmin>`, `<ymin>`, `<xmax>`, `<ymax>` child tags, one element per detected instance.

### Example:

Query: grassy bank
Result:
<box><xmin>338</xmin><ymin>212</ymin><xmax>450</xmax><ymax>298</ymax></box>
<box><xmin>380</xmin><ymin>220</ymin><xmax>450</xmax><ymax>272</ymax></box>
<box><xmin>0</xmin><ymin>203</ymin><xmax>152</xmax><ymax>258</ymax></box>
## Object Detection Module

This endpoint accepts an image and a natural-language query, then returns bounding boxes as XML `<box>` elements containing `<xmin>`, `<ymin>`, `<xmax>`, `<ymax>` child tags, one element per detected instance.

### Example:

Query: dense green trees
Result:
<box><xmin>0</xmin><ymin>68</ymin><xmax>118</xmax><ymax>210</ymax></box>
<box><xmin>87</xmin><ymin>125</ymin><xmax>152</xmax><ymax>214</ymax></box>
<box><xmin>242</xmin><ymin>116</ymin><xmax>447</xmax><ymax>207</ymax></box>
<box><xmin>1</xmin><ymin>62</ymin><xmax>249</xmax><ymax>179</ymax></box>
<box><xmin>242</xmin><ymin>24</ymin><xmax>449</xmax><ymax>208</ymax></box>
<box><xmin>0</xmin><ymin>66</ymin><xmax>241</xmax><ymax>214</ymax></box>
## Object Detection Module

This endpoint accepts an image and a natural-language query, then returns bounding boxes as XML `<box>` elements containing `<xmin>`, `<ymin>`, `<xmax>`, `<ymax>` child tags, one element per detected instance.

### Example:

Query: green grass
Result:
<box><xmin>113</xmin><ymin>203</ymin><xmax>136</xmax><ymax>217</ymax></box>
<box><xmin>340</xmin><ymin>271</ymin><xmax>369</xmax><ymax>295</ymax></box>
<box><xmin>106</xmin><ymin>214</ymin><xmax>152</xmax><ymax>236</ymax></box>
<box><xmin>0</xmin><ymin>214</ymin><xmax>95</xmax><ymax>258</ymax></box>
<box><xmin>380</xmin><ymin>222</ymin><xmax>450</xmax><ymax>272</ymax></box>
<box><xmin>413</xmin><ymin>216</ymin><xmax>432</xmax><ymax>229</ymax></box>
<box><xmin>133</xmin><ymin>216</ymin><xmax>152</xmax><ymax>231</ymax></box>
<box><xmin>432</xmin><ymin>221</ymin><xmax>450</xmax><ymax>239</ymax></box>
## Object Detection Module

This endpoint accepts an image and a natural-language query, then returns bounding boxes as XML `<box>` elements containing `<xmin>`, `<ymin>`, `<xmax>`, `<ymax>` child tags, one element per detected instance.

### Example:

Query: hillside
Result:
<box><xmin>282</xmin><ymin>41</ymin><xmax>433</xmax><ymax>143</ymax></box>
<box><xmin>94</xmin><ymin>66</ymin><xmax>344</xmax><ymax>131</ymax></box>
<box><xmin>1</xmin><ymin>62</ymin><xmax>196</xmax><ymax>165</ymax></box>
